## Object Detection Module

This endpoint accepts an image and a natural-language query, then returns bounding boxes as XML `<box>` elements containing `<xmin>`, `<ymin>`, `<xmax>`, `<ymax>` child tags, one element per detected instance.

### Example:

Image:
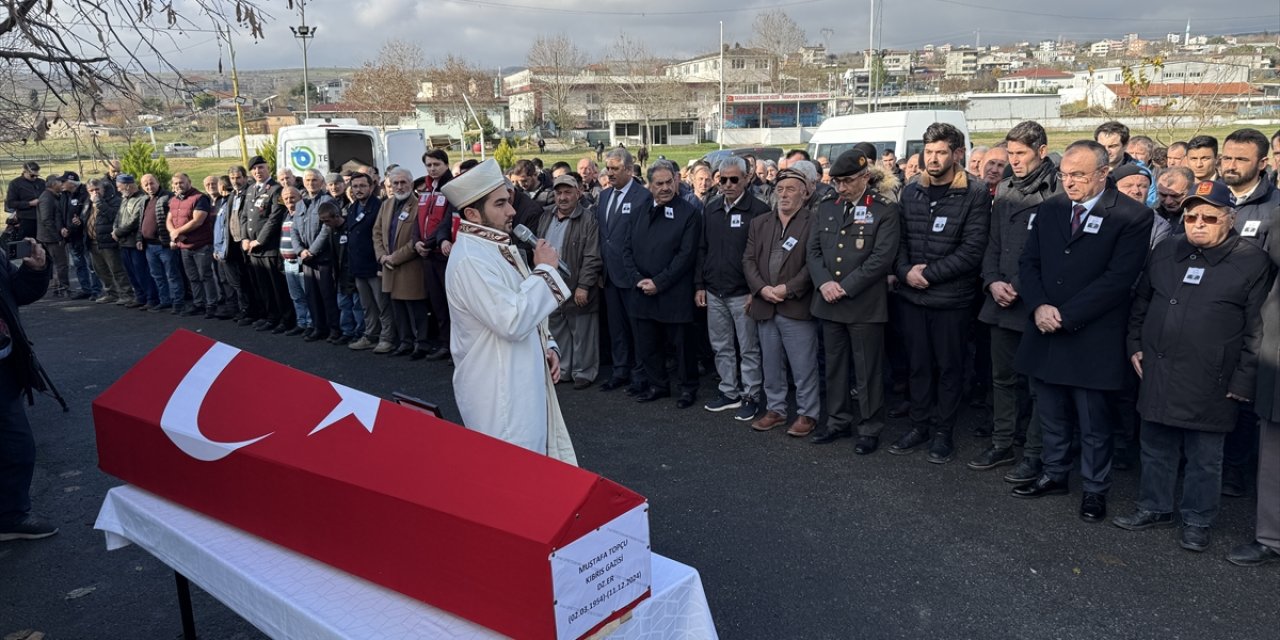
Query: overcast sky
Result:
<box><xmin>136</xmin><ymin>0</ymin><xmax>1280</xmax><ymax>72</ymax></box>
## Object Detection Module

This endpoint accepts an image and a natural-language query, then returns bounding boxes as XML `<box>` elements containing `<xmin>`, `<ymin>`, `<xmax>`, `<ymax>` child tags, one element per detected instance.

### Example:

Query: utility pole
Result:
<box><xmin>719</xmin><ymin>20</ymin><xmax>725</xmax><ymax>150</ymax></box>
<box><xmin>868</xmin><ymin>0</ymin><xmax>875</xmax><ymax>113</ymax></box>
<box><xmin>218</xmin><ymin>27</ymin><xmax>250</xmax><ymax>167</ymax></box>
<box><xmin>290</xmin><ymin>0</ymin><xmax>316</xmax><ymax>121</ymax></box>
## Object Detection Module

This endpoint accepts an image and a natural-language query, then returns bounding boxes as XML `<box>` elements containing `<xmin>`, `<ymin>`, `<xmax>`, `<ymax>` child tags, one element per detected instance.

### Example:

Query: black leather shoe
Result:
<box><xmin>854</xmin><ymin>436</ymin><xmax>879</xmax><ymax>455</ymax></box>
<box><xmin>1112</xmin><ymin>509</ymin><xmax>1176</xmax><ymax>531</ymax></box>
<box><xmin>927</xmin><ymin>431</ymin><xmax>954</xmax><ymax>464</ymax></box>
<box><xmin>968</xmin><ymin>447</ymin><xmax>1016</xmax><ymax>471</ymax></box>
<box><xmin>811</xmin><ymin>429</ymin><xmax>852</xmax><ymax>445</ymax></box>
<box><xmin>676</xmin><ymin>393</ymin><xmax>696</xmax><ymax>409</ymax></box>
<box><xmin>634</xmin><ymin>387</ymin><xmax>670</xmax><ymax>403</ymax></box>
<box><xmin>391</xmin><ymin>346</ymin><xmax>413</xmax><ymax>357</ymax></box>
<box><xmin>410</xmin><ymin>349</ymin><xmax>428</xmax><ymax>361</ymax></box>
<box><xmin>1011</xmin><ymin>475</ymin><xmax>1070</xmax><ymax>499</ymax></box>
<box><xmin>271</xmin><ymin>323</ymin><xmax>290</xmax><ymax>334</ymax></box>
<box><xmin>290</xmin><ymin>327</ymin><xmax>309</xmax><ymax>337</ymax></box>
<box><xmin>1222</xmin><ymin>465</ymin><xmax>1247</xmax><ymax>497</ymax></box>
<box><xmin>1226</xmin><ymin>541</ymin><xmax>1280</xmax><ymax>567</ymax></box>
<box><xmin>1004</xmin><ymin>458</ymin><xmax>1043</xmax><ymax>485</ymax></box>
<box><xmin>888</xmin><ymin>427</ymin><xmax>929</xmax><ymax>455</ymax></box>
<box><xmin>1080</xmin><ymin>492</ymin><xmax>1107</xmax><ymax>523</ymax></box>
<box><xmin>887</xmin><ymin>401</ymin><xmax>911</xmax><ymax>419</ymax></box>
<box><xmin>426</xmin><ymin>348</ymin><xmax>451</xmax><ymax>361</ymax></box>
<box><xmin>624</xmin><ymin>384</ymin><xmax>647</xmax><ymax>397</ymax></box>
<box><xmin>599</xmin><ymin>378</ymin><xmax>628</xmax><ymax>392</ymax></box>
<box><xmin>1181</xmin><ymin>525</ymin><xmax>1210</xmax><ymax>552</ymax></box>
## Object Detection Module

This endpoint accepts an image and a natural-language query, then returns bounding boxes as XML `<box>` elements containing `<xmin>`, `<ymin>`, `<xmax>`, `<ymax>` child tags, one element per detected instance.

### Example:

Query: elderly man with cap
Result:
<box><xmin>806</xmin><ymin>149</ymin><xmax>901</xmax><ymax>451</ymax></box>
<box><xmin>537</xmin><ymin>174</ymin><xmax>602</xmax><ymax>389</ymax></box>
<box><xmin>241</xmin><ymin>155</ymin><xmax>292</xmax><ymax>331</ymax></box>
<box><xmin>84</xmin><ymin>178</ymin><xmax>131</xmax><ymax>305</ymax></box>
<box><xmin>1116</xmin><ymin>180</ymin><xmax>1273</xmax><ymax>552</ymax></box>
<box><xmin>35</xmin><ymin>174</ymin><xmax>68</xmax><ymax>297</ymax></box>
<box><xmin>442</xmin><ymin>159</ymin><xmax>576</xmax><ymax>463</ymax></box>
<box><xmin>743</xmin><ymin>167</ymin><xmax>820</xmax><ymax>436</ymax></box>
<box><xmin>5</xmin><ymin>162</ymin><xmax>43</xmax><ymax>240</ymax></box>
<box><xmin>111</xmin><ymin>173</ymin><xmax>155</xmax><ymax>309</ymax></box>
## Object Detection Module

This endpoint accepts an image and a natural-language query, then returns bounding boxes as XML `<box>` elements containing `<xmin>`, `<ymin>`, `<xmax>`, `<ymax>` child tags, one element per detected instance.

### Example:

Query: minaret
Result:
<box><xmin>1184</xmin><ymin>20</ymin><xmax>1190</xmax><ymax>46</ymax></box>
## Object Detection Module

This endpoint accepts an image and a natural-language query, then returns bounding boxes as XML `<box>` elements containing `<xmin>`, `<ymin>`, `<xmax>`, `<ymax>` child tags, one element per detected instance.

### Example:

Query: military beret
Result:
<box><xmin>829</xmin><ymin>149</ymin><xmax>871</xmax><ymax>179</ymax></box>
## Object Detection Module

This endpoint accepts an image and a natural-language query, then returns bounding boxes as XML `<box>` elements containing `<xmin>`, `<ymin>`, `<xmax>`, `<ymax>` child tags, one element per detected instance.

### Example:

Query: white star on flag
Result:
<box><xmin>309</xmin><ymin>382</ymin><xmax>381</xmax><ymax>435</ymax></box>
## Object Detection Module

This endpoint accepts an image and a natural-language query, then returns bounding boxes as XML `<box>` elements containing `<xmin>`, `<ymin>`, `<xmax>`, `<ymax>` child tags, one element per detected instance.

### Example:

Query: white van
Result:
<box><xmin>807</xmin><ymin>110</ymin><xmax>970</xmax><ymax>163</ymax></box>
<box><xmin>276</xmin><ymin>119</ymin><xmax>428</xmax><ymax>179</ymax></box>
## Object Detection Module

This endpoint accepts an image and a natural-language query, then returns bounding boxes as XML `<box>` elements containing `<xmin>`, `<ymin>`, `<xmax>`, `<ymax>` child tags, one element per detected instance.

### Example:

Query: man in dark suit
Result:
<box><xmin>1012</xmin><ymin>140</ymin><xmax>1153</xmax><ymax>524</ymax></box>
<box><xmin>624</xmin><ymin>161</ymin><xmax>701</xmax><ymax>409</ymax></box>
<box><xmin>241</xmin><ymin>155</ymin><xmax>292</xmax><ymax>332</ymax></box>
<box><xmin>807</xmin><ymin>150</ymin><xmax>900</xmax><ymax>453</ymax></box>
<box><xmin>597</xmin><ymin>147</ymin><xmax>654</xmax><ymax>394</ymax></box>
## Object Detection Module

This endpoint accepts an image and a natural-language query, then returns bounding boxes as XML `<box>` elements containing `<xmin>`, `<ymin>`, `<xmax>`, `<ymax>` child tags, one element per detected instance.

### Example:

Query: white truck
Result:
<box><xmin>807</xmin><ymin>110</ymin><xmax>970</xmax><ymax>163</ymax></box>
<box><xmin>275</xmin><ymin>119</ymin><xmax>429</xmax><ymax>179</ymax></box>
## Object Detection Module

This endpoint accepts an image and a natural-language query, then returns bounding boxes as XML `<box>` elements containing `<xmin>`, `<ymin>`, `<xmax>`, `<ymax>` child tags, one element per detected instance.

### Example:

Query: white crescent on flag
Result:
<box><xmin>160</xmin><ymin>342</ymin><xmax>273</xmax><ymax>462</ymax></box>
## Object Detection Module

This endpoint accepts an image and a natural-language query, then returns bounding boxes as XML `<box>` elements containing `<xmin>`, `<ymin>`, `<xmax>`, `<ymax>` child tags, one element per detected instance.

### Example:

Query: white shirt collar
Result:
<box><xmin>1074</xmin><ymin>190</ymin><xmax>1104</xmax><ymax>215</ymax></box>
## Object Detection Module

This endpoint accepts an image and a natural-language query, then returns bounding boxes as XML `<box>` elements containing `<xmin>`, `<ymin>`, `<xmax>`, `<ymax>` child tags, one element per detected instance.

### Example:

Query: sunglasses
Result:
<box><xmin>1183</xmin><ymin>212</ymin><xmax>1226</xmax><ymax>225</ymax></box>
<box><xmin>718</xmin><ymin>176</ymin><xmax>741</xmax><ymax>185</ymax></box>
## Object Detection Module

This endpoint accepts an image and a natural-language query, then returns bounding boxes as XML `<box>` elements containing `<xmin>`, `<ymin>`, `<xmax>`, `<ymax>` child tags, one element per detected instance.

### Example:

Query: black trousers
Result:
<box><xmin>303</xmin><ymin>262</ymin><xmax>340</xmax><ymax>336</ymax></box>
<box><xmin>224</xmin><ymin>241</ymin><xmax>257</xmax><ymax>319</ymax></box>
<box><xmin>249</xmin><ymin>253</ymin><xmax>290</xmax><ymax>326</ymax></box>
<box><xmin>423</xmin><ymin>257</ymin><xmax>451</xmax><ymax>349</ymax></box>
<box><xmin>634</xmin><ymin>318</ymin><xmax>698</xmax><ymax>395</ymax></box>
<box><xmin>604</xmin><ymin>282</ymin><xmax>641</xmax><ymax>385</ymax></box>
<box><xmin>0</xmin><ymin>364</ymin><xmax>34</xmax><ymax>527</ymax></box>
<box><xmin>1034</xmin><ymin>379</ymin><xmax>1114</xmax><ymax>495</ymax></box>
<box><xmin>900</xmin><ymin>302</ymin><xmax>970</xmax><ymax>432</ymax></box>
<box><xmin>823</xmin><ymin>321</ymin><xmax>886</xmax><ymax>436</ymax></box>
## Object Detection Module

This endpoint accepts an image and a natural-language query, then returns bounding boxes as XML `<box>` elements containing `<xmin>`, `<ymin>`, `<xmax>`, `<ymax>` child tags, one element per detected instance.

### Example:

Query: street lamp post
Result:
<box><xmin>290</xmin><ymin>1</ymin><xmax>316</xmax><ymax>120</ymax></box>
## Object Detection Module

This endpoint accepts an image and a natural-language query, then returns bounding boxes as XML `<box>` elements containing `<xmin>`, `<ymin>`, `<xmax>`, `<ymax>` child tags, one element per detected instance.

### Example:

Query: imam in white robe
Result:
<box><xmin>445</xmin><ymin>220</ymin><xmax>577</xmax><ymax>464</ymax></box>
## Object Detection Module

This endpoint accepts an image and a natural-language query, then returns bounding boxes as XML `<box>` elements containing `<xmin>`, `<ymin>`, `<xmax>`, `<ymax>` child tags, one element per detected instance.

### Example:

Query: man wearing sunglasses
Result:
<box><xmin>697</xmin><ymin>156</ymin><xmax>770</xmax><ymax>420</ymax></box>
<box><xmin>1119</xmin><ymin>180</ymin><xmax>1272</xmax><ymax>553</ymax></box>
<box><xmin>1012</xmin><ymin>140</ymin><xmax>1152</xmax><ymax>525</ymax></box>
<box><xmin>1154</xmin><ymin>167</ymin><xmax>1194</xmax><ymax>229</ymax></box>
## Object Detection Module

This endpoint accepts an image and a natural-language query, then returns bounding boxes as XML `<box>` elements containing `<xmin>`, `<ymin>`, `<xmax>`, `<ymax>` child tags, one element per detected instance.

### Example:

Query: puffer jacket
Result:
<box><xmin>894</xmin><ymin>168</ymin><xmax>990</xmax><ymax>309</ymax></box>
<box><xmin>114</xmin><ymin>192</ymin><xmax>146</xmax><ymax>248</ymax></box>
<box><xmin>1231</xmin><ymin>177</ymin><xmax>1280</xmax><ymax>251</ymax></box>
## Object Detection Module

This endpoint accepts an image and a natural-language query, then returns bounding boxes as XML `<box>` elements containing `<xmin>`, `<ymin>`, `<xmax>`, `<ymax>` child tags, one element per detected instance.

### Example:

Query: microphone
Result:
<box><xmin>512</xmin><ymin>224</ymin><xmax>570</xmax><ymax>275</ymax></box>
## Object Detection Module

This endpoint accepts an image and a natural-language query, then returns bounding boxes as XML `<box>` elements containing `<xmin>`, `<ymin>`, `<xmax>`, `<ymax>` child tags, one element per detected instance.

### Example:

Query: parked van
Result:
<box><xmin>276</xmin><ymin>119</ymin><xmax>428</xmax><ymax>179</ymax></box>
<box><xmin>807</xmin><ymin>110</ymin><xmax>970</xmax><ymax>163</ymax></box>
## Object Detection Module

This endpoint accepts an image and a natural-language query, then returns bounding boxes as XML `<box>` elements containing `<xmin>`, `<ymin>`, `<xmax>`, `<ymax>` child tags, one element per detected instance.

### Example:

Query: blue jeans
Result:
<box><xmin>120</xmin><ymin>246</ymin><xmax>157</xmax><ymax>304</ymax></box>
<box><xmin>1138</xmin><ymin>421</ymin><xmax>1226</xmax><ymax>527</ymax></box>
<box><xmin>69</xmin><ymin>239</ymin><xmax>102</xmax><ymax>296</ymax></box>
<box><xmin>283</xmin><ymin>260</ymin><xmax>311</xmax><ymax>328</ymax></box>
<box><xmin>145</xmin><ymin>244</ymin><xmax>185</xmax><ymax>307</ymax></box>
<box><xmin>338</xmin><ymin>290</ymin><xmax>363</xmax><ymax>338</ymax></box>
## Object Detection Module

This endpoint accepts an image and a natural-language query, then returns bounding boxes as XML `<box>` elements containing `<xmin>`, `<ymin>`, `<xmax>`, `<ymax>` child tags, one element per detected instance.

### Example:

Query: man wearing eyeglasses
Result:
<box><xmin>888</xmin><ymin>122</ymin><xmax>990</xmax><ymax>464</ymax></box>
<box><xmin>696</xmin><ymin>156</ymin><xmax>770</xmax><ymax>421</ymax></box>
<box><xmin>1118</xmin><ymin>180</ymin><xmax>1272</xmax><ymax>553</ymax></box>
<box><xmin>1154</xmin><ymin>167</ymin><xmax>1195</xmax><ymax>228</ymax></box>
<box><xmin>1012</xmin><ymin>140</ymin><xmax>1152</xmax><ymax>525</ymax></box>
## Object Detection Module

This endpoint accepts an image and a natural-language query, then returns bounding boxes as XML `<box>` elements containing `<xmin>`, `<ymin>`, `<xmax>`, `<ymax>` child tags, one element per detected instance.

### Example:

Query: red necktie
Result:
<box><xmin>1071</xmin><ymin>204</ymin><xmax>1086</xmax><ymax>234</ymax></box>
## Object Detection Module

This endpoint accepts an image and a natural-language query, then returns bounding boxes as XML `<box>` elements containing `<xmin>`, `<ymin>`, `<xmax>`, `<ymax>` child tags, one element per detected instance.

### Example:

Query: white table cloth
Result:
<box><xmin>95</xmin><ymin>485</ymin><xmax>718</xmax><ymax>640</ymax></box>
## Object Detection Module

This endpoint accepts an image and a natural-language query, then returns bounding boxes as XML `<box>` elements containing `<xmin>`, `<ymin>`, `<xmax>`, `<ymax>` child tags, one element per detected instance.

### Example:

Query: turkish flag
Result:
<box><xmin>94</xmin><ymin>330</ymin><xmax>649</xmax><ymax>640</ymax></box>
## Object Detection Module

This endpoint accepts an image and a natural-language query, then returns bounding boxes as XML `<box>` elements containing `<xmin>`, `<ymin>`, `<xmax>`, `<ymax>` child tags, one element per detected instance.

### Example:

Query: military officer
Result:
<box><xmin>807</xmin><ymin>148</ymin><xmax>901</xmax><ymax>454</ymax></box>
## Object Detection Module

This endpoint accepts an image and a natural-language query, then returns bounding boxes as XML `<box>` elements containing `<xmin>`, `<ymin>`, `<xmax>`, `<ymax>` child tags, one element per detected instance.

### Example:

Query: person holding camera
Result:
<box><xmin>0</xmin><ymin>237</ymin><xmax>64</xmax><ymax>541</ymax></box>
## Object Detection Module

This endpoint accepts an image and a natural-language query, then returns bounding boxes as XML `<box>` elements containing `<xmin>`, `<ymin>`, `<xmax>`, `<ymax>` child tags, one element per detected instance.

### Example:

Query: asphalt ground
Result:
<box><xmin>3</xmin><ymin>296</ymin><xmax>1280</xmax><ymax>640</ymax></box>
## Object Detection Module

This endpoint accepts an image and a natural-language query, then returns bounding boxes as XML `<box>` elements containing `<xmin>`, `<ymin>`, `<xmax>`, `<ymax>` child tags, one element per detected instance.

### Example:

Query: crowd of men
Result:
<box><xmin>6</xmin><ymin>119</ymin><xmax>1280</xmax><ymax>568</ymax></box>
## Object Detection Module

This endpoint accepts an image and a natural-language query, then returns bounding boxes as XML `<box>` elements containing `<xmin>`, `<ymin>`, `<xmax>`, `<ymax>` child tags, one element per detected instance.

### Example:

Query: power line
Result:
<box><xmin>926</xmin><ymin>0</ymin><xmax>1275</xmax><ymax>24</ymax></box>
<box><xmin>443</xmin><ymin>0</ymin><xmax>833</xmax><ymax>16</ymax></box>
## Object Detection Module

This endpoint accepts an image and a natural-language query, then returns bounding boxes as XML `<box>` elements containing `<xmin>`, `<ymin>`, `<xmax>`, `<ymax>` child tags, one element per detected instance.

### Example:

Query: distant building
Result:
<box><xmin>945</xmin><ymin>48</ymin><xmax>979</xmax><ymax>78</ymax></box>
<box><xmin>997</xmin><ymin>68</ymin><xmax>1073</xmax><ymax>93</ymax></box>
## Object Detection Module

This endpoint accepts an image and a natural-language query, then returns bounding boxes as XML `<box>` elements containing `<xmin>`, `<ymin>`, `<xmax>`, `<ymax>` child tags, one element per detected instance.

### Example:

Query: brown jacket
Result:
<box><xmin>536</xmin><ymin>203</ymin><xmax>603</xmax><ymax>314</ymax></box>
<box><xmin>744</xmin><ymin>207</ymin><xmax>815</xmax><ymax>321</ymax></box>
<box><xmin>373</xmin><ymin>196</ymin><xmax>426</xmax><ymax>300</ymax></box>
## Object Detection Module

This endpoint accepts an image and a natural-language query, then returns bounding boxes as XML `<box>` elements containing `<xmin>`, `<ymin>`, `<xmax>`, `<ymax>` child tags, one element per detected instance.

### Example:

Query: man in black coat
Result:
<box><xmin>1012</xmin><ymin>140</ymin><xmax>1153</xmax><ymax>524</ymax></box>
<box><xmin>1115</xmin><ymin>180</ymin><xmax>1273</xmax><ymax>552</ymax></box>
<box><xmin>888</xmin><ymin>122</ymin><xmax>990</xmax><ymax>464</ymax></box>
<box><xmin>623</xmin><ymin>162</ymin><xmax>700</xmax><ymax>409</ymax></box>
<box><xmin>0</xmin><ymin>238</ymin><xmax>61</xmax><ymax>541</ymax></box>
<box><xmin>972</xmin><ymin>121</ymin><xmax>1062</xmax><ymax>480</ymax></box>
<box><xmin>4</xmin><ymin>162</ymin><xmax>43</xmax><ymax>240</ymax></box>
<box><xmin>596</xmin><ymin>147</ymin><xmax>654</xmax><ymax>393</ymax></box>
